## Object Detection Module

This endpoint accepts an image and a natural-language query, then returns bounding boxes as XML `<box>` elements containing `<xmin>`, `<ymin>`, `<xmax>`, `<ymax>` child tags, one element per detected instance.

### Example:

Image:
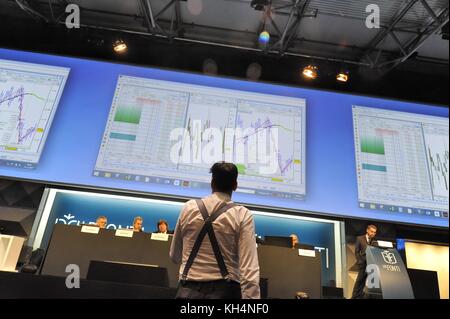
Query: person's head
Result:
<box><xmin>133</xmin><ymin>216</ymin><xmax>143</xmax><ymax>232</ymax></box>
<box><xmin>96</xmin><ymin>216</ymin><xmax>107</xmax><ymax>229</ymax></box>
<box><xmin>210</xmin><ymin>162</ymin><xmax>238</xmax><ymax>196</ymax></box>
<box><xmin>366</xmin><ymin>225</ymin><xmax>377</xmax><ymax>239</ymax></box>
<box><xmin>290</xmin><ymin>234</ymin><xmax>299</xmax><ymax>248</ymax></box>
<box><xmin>157</xmin><ymin>220</ymin><xmax>169</xmax><ymax>233</ymax></box>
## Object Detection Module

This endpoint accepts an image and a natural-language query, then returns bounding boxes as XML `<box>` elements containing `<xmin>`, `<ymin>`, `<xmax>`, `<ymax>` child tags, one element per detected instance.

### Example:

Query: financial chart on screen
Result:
<box><xmin>94</xmin><ymin>75</ymin><xmax>306</xmax><ymax>199</ymax></box>
<box><xmin>0</xmin><ymin>59</ymin><xmax>69</xmax><ymax>168</ymax></box>
<box><xmin>353</xmin><ymin>106</ymin><xmax>449</xmax><ymax>220</ymax></box>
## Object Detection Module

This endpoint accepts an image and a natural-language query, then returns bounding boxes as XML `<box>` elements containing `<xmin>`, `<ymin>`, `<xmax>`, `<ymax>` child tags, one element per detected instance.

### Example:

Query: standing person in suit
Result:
<box><xmin>351</xmin><ymin>224</ymin><xmax>377</xmax><ymax>299</ymax></box>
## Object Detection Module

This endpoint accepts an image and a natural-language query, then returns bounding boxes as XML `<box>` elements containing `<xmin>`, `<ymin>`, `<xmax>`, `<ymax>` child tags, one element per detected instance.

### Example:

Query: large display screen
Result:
<box><xmin>94</xmin><ymin>75</ymin><xmax>306</xmax><ymax>199</ymax></box>
<box><xmin>353</xmin><ymin>106</ymin><xmax>448</xmax><ymax>218</ymax></box>
<box><xmin>0</xmin><ymin>59</ymin><xmax>69</xmax><ymax>168</ymax></box>
<box><xmin>0</xmin><ymin>48</ymin><xmax>448</xmax><ymax>227</ymax></box>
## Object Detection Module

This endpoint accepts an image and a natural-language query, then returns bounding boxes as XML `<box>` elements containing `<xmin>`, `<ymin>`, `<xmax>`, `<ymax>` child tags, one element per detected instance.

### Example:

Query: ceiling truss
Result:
<box><xmin>10</xmin><ymin>0</ymin><xmax>449</xmax><ymax>69</ymax></box>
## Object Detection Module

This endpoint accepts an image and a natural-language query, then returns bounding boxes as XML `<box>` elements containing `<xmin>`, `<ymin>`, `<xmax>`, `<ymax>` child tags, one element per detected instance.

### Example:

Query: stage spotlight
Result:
<box><xmin>113</xmin><ymin>39</ymin><xmax>127</xmax><ymax>53</ymax></box>
<box><xmin>336</xmin><ymin>71</ymin><xmax>349</xmax><ymax>83</ymax></box>
<box><xmin>259</xmin><ymin>31</ymin><xmax>270</xmax><ymax>45</ymax></box>
<box><xmin>302</xmin><ymin>65</ymin><xmax>318</xmax><ymax>80</ymax></box>
<box><xmin>251</xmin><ymin>0</ymin><xmax>270</xmax><ymax>11</ymax></box>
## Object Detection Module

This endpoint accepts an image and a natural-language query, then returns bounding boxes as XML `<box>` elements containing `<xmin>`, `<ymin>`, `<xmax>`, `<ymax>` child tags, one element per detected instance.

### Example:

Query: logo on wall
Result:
<box><xmin>55</xmin><ymin>213</ymin><xmax>81</xmax><ymax>226</ymax></box>
<box><xmin>55</xmin><ymin>212</ymin><xmax>133</xmax><ymax>230</ymax></box>
<box><xmin>381</xmin><ymin>250</ymin><xmax>397</xmax><ymax>265</ymax></box>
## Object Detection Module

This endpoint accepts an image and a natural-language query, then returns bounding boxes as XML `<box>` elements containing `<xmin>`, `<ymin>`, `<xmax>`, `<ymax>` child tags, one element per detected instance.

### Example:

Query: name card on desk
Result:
<box><xmin>376</xmin><ymin>240</ymin><xmax>394</xmax><ymax>248</ymax></box>
<box><xmin>151</xmin><ymin>233</ymin><xmax>169</xmax><ymax>241</ymax></box>
<box><xmin>81</xmin><ymin>225</ymin><xmax>100</xmax><ymax>234</ymax></box>
<box><xmin>298</xmin><ymin>249</ymin><xmax>316</xmax><ymax>258</ymax></box>
<box><xmin>115</xmin><ymin>229</ymin><xmax>134</xmax><ymax>238</ymax></box>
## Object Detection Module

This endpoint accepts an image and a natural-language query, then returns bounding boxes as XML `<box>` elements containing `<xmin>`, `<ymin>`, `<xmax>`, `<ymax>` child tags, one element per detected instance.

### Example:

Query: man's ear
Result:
<box><xmin>233</xmin><ymin>181</ymin><xmax>238</xmax><ymax>191</ymax></box>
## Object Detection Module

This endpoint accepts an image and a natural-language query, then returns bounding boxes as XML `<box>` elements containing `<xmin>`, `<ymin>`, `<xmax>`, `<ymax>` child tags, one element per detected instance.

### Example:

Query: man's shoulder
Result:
<box><xmin>185</xmin><ymin>198</ymin><xmax>199</xmax><ymax>205</ymax></box>
<box><xmin>230</xmin><ymin>204</ymin><xmax>253</xmax><ymax>220</ymax></box>
<box><xmin>233</xmin><ymin>203</ymin><xmax>250</xmax><ymax>212</ymax></box>
<box><xmin>356</xmin><ymin>235</ymin><xmax>366</xmax><ymax>242</ymax></box>
<box><xmin>182</xmin><ymin>199</ymin><xmax>199</xmax><ymax>211</ymax></box>
<box><xmin>184</xmin><ymin>195</ymin><xmax>251</xmax><ymax>215</ymax></box>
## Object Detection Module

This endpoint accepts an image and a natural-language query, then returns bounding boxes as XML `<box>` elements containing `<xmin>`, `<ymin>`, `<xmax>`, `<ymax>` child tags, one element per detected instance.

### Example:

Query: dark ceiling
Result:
<box><xmin>0</xmin><ymin>0</ymin><xmax>448</xmax><ymax>105</ymax></box>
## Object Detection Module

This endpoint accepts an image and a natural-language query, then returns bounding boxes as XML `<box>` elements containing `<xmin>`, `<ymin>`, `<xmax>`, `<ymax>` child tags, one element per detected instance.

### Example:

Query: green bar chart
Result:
<box><xmin>114</xmin><ymin>105</ymin><xmax>142</xmax><ymax>124</ymax></box>
<box><xmin>361</xmin><ymin>135</ymin><xmax>385</xmax><ymax>155</ymax></box>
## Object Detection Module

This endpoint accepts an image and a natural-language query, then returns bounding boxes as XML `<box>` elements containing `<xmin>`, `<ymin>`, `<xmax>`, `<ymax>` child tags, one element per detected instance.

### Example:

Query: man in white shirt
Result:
<box><xmin>170</xmin><ymin>162</ymin><xmax>260</xmax><ymax>299</ymax></box>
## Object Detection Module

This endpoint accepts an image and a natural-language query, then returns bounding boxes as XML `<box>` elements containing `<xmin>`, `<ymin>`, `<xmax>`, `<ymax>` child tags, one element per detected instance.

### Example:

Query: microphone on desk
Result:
<box><xmin>255</xmin><ymin>235</ymin><xmax>265</xmax><ymax>244</ymax></box>
<box><xmin>295</xmin><ymin>291</ymin><xmax>310</xmax><ymax>299</ymax></box>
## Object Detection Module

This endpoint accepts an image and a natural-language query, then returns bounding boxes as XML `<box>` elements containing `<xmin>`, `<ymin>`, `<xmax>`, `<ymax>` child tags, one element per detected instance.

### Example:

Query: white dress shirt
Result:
<box><xmin>170</xmin><ymin>192</ymin><xmax>261</xmax><ymax>299</ymax></box>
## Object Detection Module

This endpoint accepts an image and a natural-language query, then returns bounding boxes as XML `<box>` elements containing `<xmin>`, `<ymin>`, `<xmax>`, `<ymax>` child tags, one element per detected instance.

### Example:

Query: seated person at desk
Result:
<box><xmin>132</xmin><ymin>216</ymin><xmax>144</xmax><ymax>232</ymax></box>
<box><xmin>289</xmin><ymin>234</ymin><xmax>314</xmax><ymax>250</ymax></box>
<box><xmin>290</xmin><ymin>234</ymin><xmax>300</xmax><ymax>248</ymax></box>
<box><xmin>95</xmin><ymin>216</ymin><xmax>108</xmax><ymax>229</ymax></box>
<box><xmin>156</xmin><ymin>219</ymin><xmax>172</xmax><ymax>234</ymax></box>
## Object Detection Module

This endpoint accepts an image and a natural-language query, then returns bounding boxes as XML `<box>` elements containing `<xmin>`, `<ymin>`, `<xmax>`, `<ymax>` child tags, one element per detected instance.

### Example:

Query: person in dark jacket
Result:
<box><xmin>351</xmin><ymin>224</ymin><xmax>377</xmax><ymax>299</ymax></box>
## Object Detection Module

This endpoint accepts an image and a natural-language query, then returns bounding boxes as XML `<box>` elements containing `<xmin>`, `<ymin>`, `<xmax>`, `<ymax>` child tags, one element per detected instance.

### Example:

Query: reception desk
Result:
<box><xmin>41</xmin><ymin>224</ymin><xmax>322</xmax><ymax>298</ymax></box>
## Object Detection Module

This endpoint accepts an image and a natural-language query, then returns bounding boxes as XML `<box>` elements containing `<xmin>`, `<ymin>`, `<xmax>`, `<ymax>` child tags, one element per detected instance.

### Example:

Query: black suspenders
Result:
<box><xmin>181</xmin><ymin>199</ymin><xmax>236</xmax><ymax>281</ymax></box>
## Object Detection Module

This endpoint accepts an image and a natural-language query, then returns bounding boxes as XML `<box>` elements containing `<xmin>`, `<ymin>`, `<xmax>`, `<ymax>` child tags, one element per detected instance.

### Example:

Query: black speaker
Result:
<box><xmin>87</xmin><ymin>260</ymin><xmax>169</xmax><ymax>288</ymax></box>
<box><xmin>322</xmin><ymin>286</ymin><xmax>344</xmax><ymax>299</ymax></box>
<box><xmin>408</xmin><ymin>269</ymin><xmax>440</xmax><ymax>299</ymax></box>
<box><xmin>0</xmin><ymin>206</ymin><xmax>35</xmax><ymax>237</ymax></box>
<box><xmin>260</xmin><ymin>278</ymin><xmax>268</xmax><ymax>299</ymax></box>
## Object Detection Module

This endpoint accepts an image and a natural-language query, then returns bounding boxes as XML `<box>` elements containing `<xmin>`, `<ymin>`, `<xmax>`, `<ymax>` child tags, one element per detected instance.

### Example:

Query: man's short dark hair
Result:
<box><xmin>157</xmin><ymin>219</ymin><xmax>168</xmax><ymax>228</ymax></box>
<box><xmin>210</xmin><ymin>162</ymin><xmax>238</xmax><ymax>193</ymax></box>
